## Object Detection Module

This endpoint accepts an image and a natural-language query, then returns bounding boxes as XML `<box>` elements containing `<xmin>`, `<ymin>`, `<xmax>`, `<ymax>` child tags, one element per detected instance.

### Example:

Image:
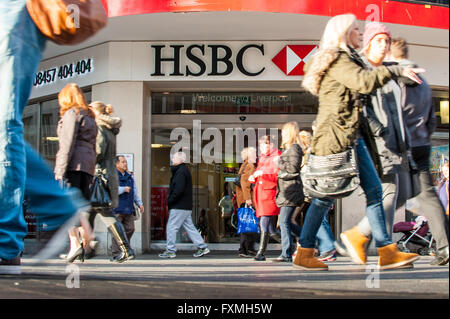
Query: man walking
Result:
<box><xmin>159</xmin><ymin>152</ymin><xmax>210</xmax><ymax>258</ymax></box>
<box><xmin>111</xmin><ymin>156</ymin><xmax>144</xmax><ymax>261</ymax></box>
<box><xmin>388</xmin><ymin>38</ymin><xmax>449</xmax><ymax>266</ymax></box>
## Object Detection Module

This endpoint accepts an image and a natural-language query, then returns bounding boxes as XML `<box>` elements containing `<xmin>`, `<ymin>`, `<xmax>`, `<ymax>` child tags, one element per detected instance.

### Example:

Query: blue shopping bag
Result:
<box><xmin>237</xmin><ymin>206</ymin><xmax>260</xmax><ymax>234</ymax></box>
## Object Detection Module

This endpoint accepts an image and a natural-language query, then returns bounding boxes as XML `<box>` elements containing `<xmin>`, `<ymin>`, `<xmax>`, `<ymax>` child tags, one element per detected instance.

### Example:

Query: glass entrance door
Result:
<box><xmin>151</xmin><ymin>126</ymin><xmax>252</xmax><ymax>244</ymax></box>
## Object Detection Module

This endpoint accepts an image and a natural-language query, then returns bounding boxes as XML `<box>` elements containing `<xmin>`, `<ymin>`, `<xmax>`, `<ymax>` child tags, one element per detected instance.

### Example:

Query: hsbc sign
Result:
<box><xmin>272</xmin><ymin>45</ymin><xmax>318</xmax><ymax>76</ymax></box>
<box><xmin>149</xmin><ymin>42</ymin><xmax>318</xmax><ymax>79</ymax></box>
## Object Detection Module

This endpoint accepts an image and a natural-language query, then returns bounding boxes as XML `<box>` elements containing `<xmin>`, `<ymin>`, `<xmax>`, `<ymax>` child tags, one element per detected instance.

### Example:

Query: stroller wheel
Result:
<box><xmin>417</xmin><ymin>247</ymin><xmax>430</xmax><ymax>256</ymax></box>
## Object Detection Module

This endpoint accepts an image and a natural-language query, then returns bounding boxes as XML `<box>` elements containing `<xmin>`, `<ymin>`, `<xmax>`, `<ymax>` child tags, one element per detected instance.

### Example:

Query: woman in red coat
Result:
<box><xmin>249</xmin><ymin>135</ymin><xmax>282</xmax><ymax>261</ymax></box>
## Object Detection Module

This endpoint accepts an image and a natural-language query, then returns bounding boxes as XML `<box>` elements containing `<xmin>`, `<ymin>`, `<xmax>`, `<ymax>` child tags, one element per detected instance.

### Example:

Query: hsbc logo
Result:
<box><xmin>149</xmin><ymin>43</ymin><xmax>318</xmax><ymax>78</ymax></box>
<box><xmin>272</xmin><ymin>45</ymin><xmax>318</xmax><ymax>76</ymax></box>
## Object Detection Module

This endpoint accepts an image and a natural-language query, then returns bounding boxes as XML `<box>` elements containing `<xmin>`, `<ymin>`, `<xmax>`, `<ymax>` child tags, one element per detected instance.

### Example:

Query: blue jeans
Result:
<box><xmin>0</xmin><ymin>1</ymin><xmax>79</xmax><ymax>260</ymax></box>
<box><xmin>278</xmin><ymin>206</ymin><xmax>301</xmax><ymax>257</ymax></box>
<box><xmin>299</xmin><ymin>138</ymin><xmax>392</xmax><ymax>249</ymax></box>
<box><xmin>316</xmin><ymin>211</ymin><xmax>335</xmax><ymax>253</ymax></box>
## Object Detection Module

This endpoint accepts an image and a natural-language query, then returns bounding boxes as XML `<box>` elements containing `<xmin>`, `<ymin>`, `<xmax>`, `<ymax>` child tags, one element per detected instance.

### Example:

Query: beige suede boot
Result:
<box><xmin>340</xmin><ymin>227</ymin><xmax>370</xmax><ymax>264</ymax></box>
<box><xmin>377</xmin><ymin>243</ymin><xmax>420</xmax><ymax>270</ymax></box>
<box><xmin>292</xmin><ymin>247</ymin><xmax>328</xmax><ymax>271</ymax></box>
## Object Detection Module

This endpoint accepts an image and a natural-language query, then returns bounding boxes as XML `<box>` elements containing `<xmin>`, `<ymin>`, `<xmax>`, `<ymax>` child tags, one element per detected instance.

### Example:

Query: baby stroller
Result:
<box><xmin>394</xmin><ymin>216</ymin><xmax>436</xmax><ymax>256</ymax></box>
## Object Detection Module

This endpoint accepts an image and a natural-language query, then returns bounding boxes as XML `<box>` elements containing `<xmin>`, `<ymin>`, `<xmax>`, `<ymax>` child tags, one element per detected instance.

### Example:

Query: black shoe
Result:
<box><xmin>271</xmin><ymin>256</ymin><xmax>292</xmax><ymax>262</ymax></box>
<box><xmin>254</xmin><ymin>253</ymin><xmax>266</xmax><ymax>261</ymax></box>
<box><xmin>430</xmin><ymin>246</ymin><xmax>449</xmax><ymax>266</ymax></box>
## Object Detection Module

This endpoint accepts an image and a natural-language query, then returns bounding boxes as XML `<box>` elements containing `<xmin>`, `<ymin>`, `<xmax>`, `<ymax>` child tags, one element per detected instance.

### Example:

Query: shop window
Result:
<box><xmin>23</xmin><ymin>103</ymin><xmax>39</xmax><ymax>149</ymax></box>
<box><xmin>40</xmin><ymin>99</ymin><xmax>60</xmax><ymax>165</ymax></box>
<box><xmin>24</xmin><ymin>90</ymin><xmax>92</xmax><ymax>166</ymax></box>
<box><xmin>432</xmin><ymin>89</ymin><xmax>449</xmax><ymax>131</ymax></box>
<box><xmin>151</xmin><ymin>92</ymin><xmax>318</xmax><ymax>114</ymax></box>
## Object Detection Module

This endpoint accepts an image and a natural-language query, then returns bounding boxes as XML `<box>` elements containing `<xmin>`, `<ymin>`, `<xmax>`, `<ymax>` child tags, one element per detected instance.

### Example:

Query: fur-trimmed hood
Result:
<box><xmin>95</xmin><ymin>114</ymin><xmax>122</xmax><ymax>135</ymax></box>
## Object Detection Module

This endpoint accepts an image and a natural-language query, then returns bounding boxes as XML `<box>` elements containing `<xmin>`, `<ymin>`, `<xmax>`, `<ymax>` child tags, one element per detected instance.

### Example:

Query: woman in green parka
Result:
<box><xmin>86</xmin><ymin>102</ymin><xmax>136</xmax><ymax>263</ymax></box>
<box><xmin>292</xmin><ymin>14</ymin><xmax>424</xmax><ymax>271</ymax></box>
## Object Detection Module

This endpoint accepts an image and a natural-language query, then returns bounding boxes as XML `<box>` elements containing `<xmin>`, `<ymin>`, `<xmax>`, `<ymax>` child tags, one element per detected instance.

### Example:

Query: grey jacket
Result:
<box><xmin>363</xmin><ymin>57</ymin><xmax>410</xmax><ymax>175</ymax></box>
<box><xmin>95</xmin><ymin>114</ymin><xmax>122</xmax><ymax>209</ymax></box>
<box><xmin>54</xmin><ymin>108</ymin><xmax>98</xmax><ymax>179</ymax></box>
<box><xmin>396</xmin><ymin>59</ymin><xmax>436</xmax><ymax>147</ymax></box>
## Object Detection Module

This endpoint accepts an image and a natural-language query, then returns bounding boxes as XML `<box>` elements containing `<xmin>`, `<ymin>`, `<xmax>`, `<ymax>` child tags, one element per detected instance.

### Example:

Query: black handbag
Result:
<box><xmin>301</xmin><ymin>148</ymin><xmax>360</xmax><ymax>199</ymax></box>
<box><xmin>89</xmin><ymin>171</ymin><xmax>112</xmax><ymax>208</ymax></box>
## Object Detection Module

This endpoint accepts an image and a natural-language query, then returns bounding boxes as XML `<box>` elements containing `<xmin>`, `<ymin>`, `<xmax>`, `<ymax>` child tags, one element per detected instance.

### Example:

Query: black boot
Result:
<box><xmin>108</xmin><ymin>221</ymin><xmax>135</xmax><ymax>263</ymax></box>
<box><xmin>430</xmin><ymin>246</ymin><xmax>449</xmax><ymax>266</ymax></box>
<box><xmin>254</xmin><ymin>232</ymin><xmax>269</xmax><ymax>261</ymax></box>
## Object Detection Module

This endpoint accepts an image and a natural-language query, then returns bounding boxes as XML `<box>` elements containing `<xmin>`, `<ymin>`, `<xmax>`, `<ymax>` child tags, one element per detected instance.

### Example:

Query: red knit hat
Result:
<box><xmin>363</xmin><ymin>22</ymin><xmax>392</xmax><ymax>49</ymax></box>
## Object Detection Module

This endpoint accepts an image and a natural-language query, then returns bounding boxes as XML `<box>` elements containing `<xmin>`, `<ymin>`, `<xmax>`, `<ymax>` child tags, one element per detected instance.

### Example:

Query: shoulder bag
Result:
<box><xmin>89</xmin><ymin>170</ymin><xmax>112</xmax><ymax>208</ymax></box>
<box><xmin>301</xmin><ymin>147</ymin><xmax>360</xmax><ymax>199</ymax></box>
<box><xmin>26</xmin><ymin>0</ymin><xmax>107</xmax><ymax>45</ymax></box>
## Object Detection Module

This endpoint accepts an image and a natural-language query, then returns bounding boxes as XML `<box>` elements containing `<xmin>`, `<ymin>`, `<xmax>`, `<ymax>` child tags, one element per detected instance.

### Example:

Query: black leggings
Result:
<box><xmin>65</xmin><ymin>171</ymin><xmax>93</xmax><ymax>200</ymax></box>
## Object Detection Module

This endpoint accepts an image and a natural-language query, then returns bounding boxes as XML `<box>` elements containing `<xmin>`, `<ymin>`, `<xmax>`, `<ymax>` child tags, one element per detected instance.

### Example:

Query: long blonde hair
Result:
<box><xmin>298</xmin><ymin>130</ymin><xmax>312</xmax><ymax>153</ymax></box>
<box><xmin>281</xmin><ymin>121</ymin><xmax>300</xmax><ymax>150</ymax></box>
<box><xmin>302</xmin><ymin>14</ymin><xmax>357</xmax><ymax>95</ymax></box>
<box><xmin>58</xmin><ymin>83</ymin><xmax>95</xmax><ymax>118</ymax></box>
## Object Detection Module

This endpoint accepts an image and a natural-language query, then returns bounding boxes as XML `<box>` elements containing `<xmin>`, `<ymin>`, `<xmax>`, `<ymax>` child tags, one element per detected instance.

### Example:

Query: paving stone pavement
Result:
<box><xmin>0</xmin><ymin>252</ymin><xmax>448</xmax><ymax>299</ymax></box>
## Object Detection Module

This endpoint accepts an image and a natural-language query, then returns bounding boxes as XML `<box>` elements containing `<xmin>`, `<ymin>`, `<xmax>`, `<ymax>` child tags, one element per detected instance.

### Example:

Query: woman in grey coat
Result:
<box><xmin>55</xmin><ymin>83</ymin><xmax>97</xmax><ymax>263</ymax></box>
<box><xmin>89</xmin><ymin>101</ymin><xmax>135</xmax><ymax>263</ymax></box>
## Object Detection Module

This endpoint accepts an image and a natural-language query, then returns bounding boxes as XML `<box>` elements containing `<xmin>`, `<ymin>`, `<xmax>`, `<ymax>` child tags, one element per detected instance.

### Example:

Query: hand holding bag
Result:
<box><xmin>301</xmin><ymin>147</ymin><xmax>360</xmax><ymax>199</ymax></box>
<box><xmin>236</xmin><ymin>205</ymin><xmax>260</xmax><ymax>234</ymax></box>
<box><xmin>26</xmin><ymin>0</ymin><xmax>107</xmax><ymax>45</ymax></box>
<box><xmin>89</xmin><ymin>171</ymin><xmax>112</xmax><ymax>208</ymax></box>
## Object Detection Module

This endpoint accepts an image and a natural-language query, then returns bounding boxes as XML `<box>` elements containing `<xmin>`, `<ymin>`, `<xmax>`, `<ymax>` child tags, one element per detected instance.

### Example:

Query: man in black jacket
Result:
<box><xmin>159</xmin><ymin>152</ymin><xmax>210</xmax><ymax>258</ymax></box>
<box><xmin>388</xmin><ymin>38</ymin><xmax>449</xmax><ymax>266</ymax></box>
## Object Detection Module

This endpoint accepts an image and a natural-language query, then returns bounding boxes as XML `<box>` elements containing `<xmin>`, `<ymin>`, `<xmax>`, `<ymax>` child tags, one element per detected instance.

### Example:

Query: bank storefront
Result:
<box><xmin>26</xmin><ymin>39</ymin><xmax>449</xmax><ymax>254</ymax></box>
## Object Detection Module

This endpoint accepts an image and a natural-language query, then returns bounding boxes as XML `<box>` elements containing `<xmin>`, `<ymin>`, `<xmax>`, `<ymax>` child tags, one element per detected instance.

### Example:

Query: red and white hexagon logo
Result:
<box><xmin>272</xmin><ymin>45</ymin><xmax>318</xmax><ymax>76</ymax></box>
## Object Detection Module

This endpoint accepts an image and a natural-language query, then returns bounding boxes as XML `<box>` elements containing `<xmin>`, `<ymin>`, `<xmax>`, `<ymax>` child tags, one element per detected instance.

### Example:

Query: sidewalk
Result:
<box><xmin>0</xmin><ymin>252</ymin><xmax>448</xmax><ymax>299</ymax></box>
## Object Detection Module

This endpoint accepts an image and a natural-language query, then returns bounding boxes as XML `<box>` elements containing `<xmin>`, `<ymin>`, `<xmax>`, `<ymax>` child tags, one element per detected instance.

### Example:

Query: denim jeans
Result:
<box><xmin>0</xmin><ymin>1</ymin><xmax>79</xmax><ymax>260</ymax></box>
<box><xmin>357</xmin><ymin>174</ymin><xmax>399</xmax><ymax>240</ymax></box>
<box><xmin>166</xmin><ymin>209</ymin><xmax>208</xmax><ymax>253</ymax></box>
<box><xmin>299</xmin><ymin>138</ymin><xmax>392</xmax><ymax>249</ymax></box>
<box><xmin>278</xmin><ymin>206</ymin><xmax>301</xmax><ymax>257</ymax></box>
<box><xmin>316</xmin><ymin>211</ymin><xmax>336</xmax><ymax>253</ymax></box>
